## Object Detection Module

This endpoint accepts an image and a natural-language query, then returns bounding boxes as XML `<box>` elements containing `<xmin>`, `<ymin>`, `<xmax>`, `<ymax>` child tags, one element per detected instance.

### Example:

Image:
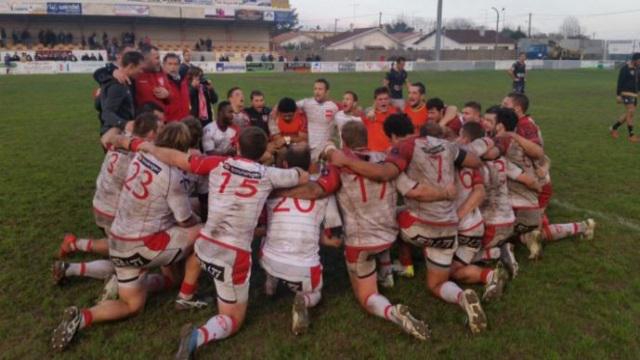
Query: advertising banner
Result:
<box><xmin>242</xmin><ymin>0</ymin><xmax>272</xmax><ymax>6</ymax></box>
<box><xmin>183</xmin><ymin>0</ymin><xmax>213</xmax><ymax>4</ymax></box>
<box><xmin>311</xmin><ymin>62</ymin><xmax>339</xmax><ymax>73</ymax></box>
<box><xmin>113</xmin><ymin>4</ymin><xmax>150</xmax><ymax>16</ymax></box>
<box><xmin>338</xmin><ymin>62</ymin><xmax>356</xmax><ymax>72</ymax></box>
<box><xmin>271</xmin><ymin>0</ymin><xmax>289</xmax><ymax>8</ymax></box>
<box><xmin>284</xmin><ymin>62</ymin><xmax>310</xmax><ymax>73</ymax></box>
<box><xmin>47</xmin><ymin>2</ymin><xmax>82</xmax><ymax>15</ymax></box>
<box><xmin>246</xmin><ymin>62</ymin><xmax>275</xmax><ymax>72</ymax></box>
<box><xmin>215</xmin><ymin>62</ymin><xmax>247</xmax><ymax>73</ymax></box>
<box><xmin>263</xmin><ymin>11</ymin><xmax>275</xmax><ymax>21</ymax></box>
<box><xmin>274</xmin><ymin>10</ymin><xmax>293</xmax><ymax>23</ymax></box>
<box><xmin>11</xmin><ymin>3</ymin><xmax>46</xmax><ymax>14</ymax></box>
<box><xmin>236</xmin><ymin>9</ymin><xmax>262</xmax><ymax>21</ymax></box>
<box><xmin>204</xmin><ymin>6</ymin><xmax>235</xmax><ymax>19</ymax></box>
<box><xmin>355</xmin><ymin>62</ymin><xmax>391</xmax><ymax>72</ymax></box>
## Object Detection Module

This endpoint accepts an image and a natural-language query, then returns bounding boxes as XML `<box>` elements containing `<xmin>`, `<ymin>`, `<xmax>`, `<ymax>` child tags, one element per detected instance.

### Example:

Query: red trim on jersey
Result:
<box><xmin>189</xmin><ymin>154</ymin><xmax>226</xmax><ymax>175</ymax></box>
<box><xmin>197</xmin><ymin>232</ymin><xmax>249</xmax><ymax>255</ymax></box>
<box><xmin>129</xmin><ymin>138</ymin><xmax>145</xmax><ymax>152</ymax></box>
<box><xmin>344</xmin><ymin>243</ymin><xmax>393</xmax><ymax>264</ymax></box>
<box><xmin>538</xmin><ymin>182</ymin><xmax>553</xmax><ymax>209</ymax></box>
<box><xmin>459</xmin><ymin>220</ymin><xmax>484</xmax><ymax>233</ymax></box>
<box><xmin>316</xmin><ymin>164</ymin><xmax>341</xmax><ymax>194</ymax></box>
<box><xmin>310</xmin><ymin>264</ymin><xmax>322</xmax><ymax>290</ymax></box>
<box><xmin>397</xmin><ymin>210</ymin><xmax>458</xmax><ymax>229</ymax></box>
<box><xmin>385</xmin><ymin>136</ymin><xmax>418</xmax><ymax>172</ymax></box>
<box><xmin>93</xmin><ymin>206</ymin><xmax>115</xmax><ymax>219</ymax></box>
<box><xmin>516</xmin><ymin>116</ymin><xmax>542</xmax><ymax>145</ymax></box>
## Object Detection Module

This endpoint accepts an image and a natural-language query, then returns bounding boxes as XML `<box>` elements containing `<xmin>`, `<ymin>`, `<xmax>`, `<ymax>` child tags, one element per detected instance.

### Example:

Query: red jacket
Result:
<box><xmin>134</xmin><ymin>70</ymin><xmax>169</xmax><ymax>110</ymax></box>
<box><xmin>164</xmin><ymin>76</ymin><xmax>190</xmax><ymax>122</ymax></box>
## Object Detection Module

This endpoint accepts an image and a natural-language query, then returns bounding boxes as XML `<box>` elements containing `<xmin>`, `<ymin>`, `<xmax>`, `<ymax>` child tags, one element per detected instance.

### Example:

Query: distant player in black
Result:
<box><xmin>610</xmin><ymin>53</ymin><xmax>640</xmax><ymax>142</ymax></box>
<box><xmin>508</xmin><ymin>52</ymin><xmax>527</xmax><ymax>94</ymax></box>
<box><xmin>384</xmin><ymin>57</ymin><xmax>409</xmax><ymax>110</ymax></box>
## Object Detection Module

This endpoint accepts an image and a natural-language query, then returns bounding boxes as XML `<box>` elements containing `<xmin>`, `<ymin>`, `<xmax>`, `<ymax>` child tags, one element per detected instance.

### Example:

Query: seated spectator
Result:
<box><xmin>261</xmin><ymin>53</ymin><xmax>268</xmax><ymax>62</ymax></box>
<box><xmin>278</xmin><ymin>55</ymin><xmax>284</xmax><ymax>62</ymax></box>
<box><xmin>268</xmin><ymin>53</ymin><xmax>274</xmax><ymax>62</ymax></box>
<box><xmin>245</xmin><ymin>54</ymin><xmax>253</xmax><ymax>62</ymax></box>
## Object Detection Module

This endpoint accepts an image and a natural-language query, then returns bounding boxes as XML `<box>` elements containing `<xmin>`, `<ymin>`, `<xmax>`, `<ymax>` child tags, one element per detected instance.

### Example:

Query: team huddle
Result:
<box><xmin>50</xmin><ymin>68</ymin><xmax>596</xmax><ymax>358</ymax></box>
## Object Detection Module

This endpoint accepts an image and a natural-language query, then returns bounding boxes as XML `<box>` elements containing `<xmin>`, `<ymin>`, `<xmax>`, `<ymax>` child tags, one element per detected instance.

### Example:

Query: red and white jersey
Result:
<box><xmin>386</xmin><ymin>136</ymin><xmax>465</xmax><ymax>225</ymax></box>
<box><xmin>481</xmin><ymin>157</ymin><xmax>521</xmax><ymax>225</ymax></box>
<box><xmin>110</xmin><ymin>153</ymin><xmax>193</xmax><ymax>239</ymax></box>
<box><xmin>232</xmin><ymin>110</ymin><xmax>251</xmax><ymax>129</ymax></box>
<box><xmin>454</xmin><ymin>168</ymin><xmax>484</xmax><ymax>232</ymax></box>
<box><xmin>465</xmin><ymin>137</ymin><xmax>494</xmax><ymax>157</ymax></box>
<box><xmin>262</xmin><ymin>191</ymin><xmax>336</xmax><ymax>268</ymax></box>
<box><xmin>92</xmin><ymin>146</ymin><xmax>135</xmax><ymax>217</ymax></box>
<box><xmin>202</xmin><ymin>122</ymin><xmax>238</xmax><ymax>155</ymax></box>
<box><xmin>495</xmin><ymin>136</ymin><xmax>539</xmax><ymax>209</ymax></box>
<box><xmin>296</xmin><ymin>98</ymin><xmax>338</xmax><ymax>155</ymax></box>
<box><xmin>334</xmin><ymin>110</ymin><xmax>363</xmax><ymax>145</ymax></box>
<box><xmin>189</xmin><ymin>155</ymin><xmax>301</xmax><ymax>251</ymax></box>
<box><xmin>318</xmin><ymin>151</ymin><xmax>399</xmax><ymax>248</ymax></box>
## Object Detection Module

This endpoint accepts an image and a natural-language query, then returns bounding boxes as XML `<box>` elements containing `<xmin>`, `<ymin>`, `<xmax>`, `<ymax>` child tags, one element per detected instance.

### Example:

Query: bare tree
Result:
<box><xmin>559</xmin><ymin>16</ymin><xmax>584</xmax><ymax>38</ymax></box>
<box><xmin>445</xmin><ymin>18</ymin><xmax>476</xmax><ymax>30</ymax></box>
<box><xmin>411</xmin><ymin>16</ymin><xmax>435</xmax><ymax>32</ymax></box>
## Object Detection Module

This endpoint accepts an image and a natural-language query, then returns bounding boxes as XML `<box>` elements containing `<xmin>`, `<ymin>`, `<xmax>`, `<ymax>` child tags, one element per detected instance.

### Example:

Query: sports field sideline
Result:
<box><xmin>0</xmin><ymin>69</ymin><xmax>639</xmax><ymax>359</ymax></box>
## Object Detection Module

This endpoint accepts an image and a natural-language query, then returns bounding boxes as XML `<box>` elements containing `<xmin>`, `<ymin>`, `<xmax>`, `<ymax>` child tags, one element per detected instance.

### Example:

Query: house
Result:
<box><xmin>393</xmin><ymin>31</ymin><xmax>424</xmax><ymax>48</ymax></box>
<box><xmin>411</xmin><ymin>28</ymin><xmax>515</xmax><ymax>50</ymax></box>
<box><xmin>272</xmin><ymin>32</ymin><xmax>316</xmax><ymax>49</ymax></box>
<box><xmin>322</xmin><ymin>27</ymin><xmax>402</xmax><ymax>50</ymax></box>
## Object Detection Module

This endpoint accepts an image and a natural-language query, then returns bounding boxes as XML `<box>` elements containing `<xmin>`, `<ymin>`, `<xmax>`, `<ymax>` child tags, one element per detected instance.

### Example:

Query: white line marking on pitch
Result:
<box><xmin>550</xmin><ymin>199</ymin><xmax>640</xmax><ymax>232</ymax></box>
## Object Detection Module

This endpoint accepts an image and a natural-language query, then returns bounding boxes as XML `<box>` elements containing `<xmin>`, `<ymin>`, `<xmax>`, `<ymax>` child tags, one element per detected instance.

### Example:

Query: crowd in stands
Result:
<box><xmin>195</xmin><ymin>38</ymin><xmax>213</xmax><ymax>52</ymax></box>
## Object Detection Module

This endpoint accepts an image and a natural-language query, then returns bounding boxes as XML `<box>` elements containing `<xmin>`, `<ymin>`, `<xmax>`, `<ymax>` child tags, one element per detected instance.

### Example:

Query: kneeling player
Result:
<box><xmin>53</xmin><ymin>112</ymin><xmax>161</xmax><ymax>290</ymax></box>
<box><xmin>51</xmin><ymin>122</ymin><xmax>202</xmax><ymax>352</ymax></box>
<box><xmin>279</xmin><ymin>121</ymin><xmax>449</xmax><ymax>340</ymax></box>
<box><xmin>260</xmin><ymin>144</ymin><xmax>341</xmax><ymax>335</ymax></box>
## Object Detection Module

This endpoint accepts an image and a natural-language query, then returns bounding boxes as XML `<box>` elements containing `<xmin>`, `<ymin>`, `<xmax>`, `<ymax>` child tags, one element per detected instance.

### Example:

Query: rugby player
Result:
<box><xmin>334</xmin><ymin>90</ymin><xmax>364</xmax><ymax>144</ymax></box>
<box><xmin>364</xmin><ymin>87</ymin><xmax>398</xmax><ymax>152</ymax></box>
<box><xmin>296</xmin><ymin>79</ymin><xmax>339</xmax><ymax>164</ymax></box>
<box><xmin>329</xmin><ymin>117</ymin><xmax>489</xmax><ymax>334</ymax></box>
<box><xmin>136</xmin><ymin>127</ymin><xmax>308</xmax><ymax>358</ymax></box>
<box><xmin>227</xmin><ymin>87</ymin><xmax>252</xmax><ymax>129</ymax></box>
<box><xmin>404</xmin><ymin>82</ymin><xmax>428</xmax><ymax>133</ymax></box>
<box><xmin>260</xmin><ymin>143</ymin><xmax>341</xmax><ymax>335</ymax></box>
<box><xmin>51</xmin><ymin>122</ymin><xmax>203</xmax><ymax>352</ymax></box>
<box><xmin>424</xmin><ymin>97</ymin><xmax>460</xmax><ymax>133</ymax></box>
<box><xmin>269</xmin><ymin>97</ymin><xmax>309</xmax><ymax>152</ymax></box>
<box><xmin>445</xmin><ymin>101</ymin><xmax>482</xmax><ymax>139</ymax></box>
<box><xmin>508</xmin><ymin>52</ymin><xmax>527</xmax><ymax>94</ymax></box>
<box><xmin>610</xmin><ymin>53</ymin><xmax>640</xmax><ymax>142</ymax></box>
<box><xmin>202</xmin><ymin>101</ymin><xmax>239</xmax><ymax>156</ymax></box>
<box><xmin>277</xmin><ymin>120</ymin><xmax>458</xmax><ymax>340</ymax></box>
<box><xmin>384</xmin><ymin>57</ymin><xmax>409</xmax><ymax>109</ymax></box>
<box><xmin>53</xmin><ymin>112</ymin><xmax>161</xmax><ymax>286</ymax></box>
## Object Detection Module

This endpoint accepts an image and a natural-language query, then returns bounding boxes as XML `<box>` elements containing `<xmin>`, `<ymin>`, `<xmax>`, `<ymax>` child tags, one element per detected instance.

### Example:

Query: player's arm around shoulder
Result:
<box><xmin>399</xmin><ymin>172</ymin><xmax>457</xmax><ymax>202</ymax></box>
<box><xmin>266</xmin><ymin>165</ymin><xmax>309</xmax><ymax>190</ymax></box>
<box><xmin>138</xmin><ymin>143</ymin><xmax>192</xmax><ymax>173</ymax></box>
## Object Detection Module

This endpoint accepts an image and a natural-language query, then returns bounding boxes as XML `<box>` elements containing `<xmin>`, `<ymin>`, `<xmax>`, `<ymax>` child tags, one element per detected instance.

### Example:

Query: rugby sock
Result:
<box><xmin>612</xmin><ymin>121</ymin><xmax>622</xmax><ymax>130</ymax></box>
<box><xmin>364</xmin><ymin>293</ymin><xmax>399</xmax><ymax>324</ymax></box>
<box><xmin>438</xmin><ymin>281</ymin><xmax>463</xmax><ymax>305</ymax></box>
<box><xmin>398</xmin><ymin>242</ymin><xmax>414</xmax><ymax>267</ymax></box>
<box><xmin>65</xmin><ymin>260</ymin><xmax>114</xmax><ymax>279</ymax></box>
<box><xmin>178</xmin><ymin>282</ymin><xmax>197</xmax><ymax>301</ymax></box>
<box><xmin>79</xmin><ymin>309</ymin><xmax>93</xmax><ymax>329</ymax></box>
<box><xmin>480</xmin><ymin>269</ymin><xmax>494</xmax><ymax>285</ymax></box>
<box><xmin>628</xmin><ymin>125</ymin><xmax>635</xmax><ymax>136</ymax></box>
<box><xmin>542</xmin><ymin>222</ymin><xmax>586</xmax><ymax>242</ymax></box>
<box><xmin>302</xmin><ymin>290</ymin><xmax>322</xmax><ymax>308</ymax></box>
<box><xmin>377</xmin><ymin>250</ymin><xmax>393</xmax><ymax>278</ymax></box>
<box><xmin>195</xmin><ymin>314</ymin><xmax>235</xmax><ymax>348</ymax></box>
<box><xmin>75</xmin><ymin>238</ymin><xmax>94</xmax><ymax>252</ymax></box>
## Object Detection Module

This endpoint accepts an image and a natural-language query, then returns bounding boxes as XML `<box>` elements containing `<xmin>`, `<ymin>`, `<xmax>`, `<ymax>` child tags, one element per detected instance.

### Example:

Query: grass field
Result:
<box><xmin>1</xmin><ymin>69</ymin><xmax>640</xmax><ymax>359</ymax></box>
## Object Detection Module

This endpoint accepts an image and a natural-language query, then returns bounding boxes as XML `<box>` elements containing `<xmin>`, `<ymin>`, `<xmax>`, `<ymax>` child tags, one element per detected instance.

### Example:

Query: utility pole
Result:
<box><xmin>491</xmin><ymin>7</ymin><xmax>500</xmax><ymax>60</ymax></box>
<box><xmin>334</xmin><ymin>18</ymin><xmax>338</xmax><ymax>33</ymax></box>
<box><xmin>434</xmin><ymin>0</ymin><xmax>443</xmax><ymax>61</ymax></box>
<box><xmin>528</xmin><ymin>13</ymin><xmax>532</xmax><ymax>38</ymax></box>
<box><xmin>378</xmin><ymin>12</ymin><xmax>382</xmax><ymax>28</ymax></box>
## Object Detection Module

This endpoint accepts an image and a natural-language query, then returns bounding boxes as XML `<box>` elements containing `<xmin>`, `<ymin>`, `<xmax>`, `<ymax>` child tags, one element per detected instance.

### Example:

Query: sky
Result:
<box><xmin>291</xmin><ymin>0</ymin><xmax>640</xmax><ymax>40</ymax></box>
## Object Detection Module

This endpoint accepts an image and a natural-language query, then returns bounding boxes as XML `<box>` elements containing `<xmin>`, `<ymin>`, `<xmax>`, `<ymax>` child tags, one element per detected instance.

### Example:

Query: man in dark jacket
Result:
<box><xmin>188</xmin><ymin>66</ymin><xmax>218</xmax><ymax>126</ymax></box>
<box><xmin>610</xmin><ymin>53</ymin><xmax>640</xmax><ymax>142</ymax></box>
<box><xmin>99</xmin><ymin>51</ymin><xmax>144</xmax><ymax>139</ymax></box>
<box><xmin>244</xmin><ymin>90</ymin><xmax>271</xmax><ymax>136</ymax></box>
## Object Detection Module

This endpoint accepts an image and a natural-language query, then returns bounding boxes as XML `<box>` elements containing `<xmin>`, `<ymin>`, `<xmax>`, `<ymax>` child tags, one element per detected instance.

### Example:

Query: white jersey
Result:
<box><xmin>93</xmin><ymin>146</ymin><xmax>135</xmax><ymax>217</ymax></box>
<box><xmin>296</xmin><ymin>98</ymin><xmax>338</xmax><ymax>156</ymax></box>
<box><xmin>334</xmin><ymin>110</ymin><xmax>363</xmax><ymax>147</ymax></box>
<box><xmin>262</xmin><ymin>193</ymin><xmax>335</xmax><ymax>268</ymax></box>
<box><xmin>110</xmin><ymin>153</ymin><xmax>193</xmax><ymax>239</ymax></box>
<box><xmin>231</xmin><ymin>110</ymin><xmax>251</xmax><ymax>129</ymax></box>
<box><xmin>202</xmin><ymin>122</ymin><xmax>238</xmax><ymax>155</ymax></box>
<box><xmin>189</xmin><ymin>156</ymin><xmax>301</xmax><ymax>251</ymax></box>
<box><xmin>481</xmin><ymin>157</ymin><xmax>521</xmax><ymax>225</ymax></box>
<box><xmin>454</xmin><ymin>167</ymin><xmax>484</xmax><ymax>232</ymax></box>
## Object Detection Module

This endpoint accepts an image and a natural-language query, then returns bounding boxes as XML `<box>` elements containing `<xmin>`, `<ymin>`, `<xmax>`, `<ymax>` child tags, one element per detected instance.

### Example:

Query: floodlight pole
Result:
<box><xmin>491</xmin><ymin>7</ymin><xmax>500</xmax><ymax>60</ymax></box>
<box><xmin>434</xmin><ymin>0</ymin><xmax>443</xmax><ymax>61</ymax></box>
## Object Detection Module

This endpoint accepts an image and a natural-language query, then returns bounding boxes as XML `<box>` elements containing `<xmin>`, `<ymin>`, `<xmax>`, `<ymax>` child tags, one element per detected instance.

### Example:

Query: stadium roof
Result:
<box><xmin>322</xmin><ymin>27</ymin><xmax>400</xmax><ymax>47</ymax></box>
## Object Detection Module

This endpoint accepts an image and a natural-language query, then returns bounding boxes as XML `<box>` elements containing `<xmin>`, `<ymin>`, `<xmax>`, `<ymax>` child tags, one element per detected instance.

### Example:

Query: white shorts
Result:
<box><xmin>93</xmin><ymin>209</ymin><xmax>114</xmax><ymax>232</ymax></box>
<box><xmin>260</xmin><ymin>256</ymin><xmax>323</xmax><ymax>293</ymax></box>
<box><xmin>195</xmin><ymin>235</ymin><xmax>251</xmax><ymax>304</ymax></box>
<box><xmin>514</xmin><ymin>208</ymin><xmax>542</xmax><ymax>234</ymax></box>
<box><xmin>399</xmin><ymin>226</ymin><xmax>457</xmax><ymax>270</ymax></box>
<box><xmin>454</xmin><ymin>224</ymin><xmax>485</xmax><ymax>265</ymax></box>
<box><xmin>345</xmin><ymin>243</ymin><xmax>393</xmax><ymax>278</ymax></box>
<box><xmin>109</xmin><ymin>226</ymin><xmax>193</xmax><ymax>288</ymax></box>
<box><xmin>482</xmin><ymin>224</ymin><xmax>515</xmax><ymax>249</ymax></box>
